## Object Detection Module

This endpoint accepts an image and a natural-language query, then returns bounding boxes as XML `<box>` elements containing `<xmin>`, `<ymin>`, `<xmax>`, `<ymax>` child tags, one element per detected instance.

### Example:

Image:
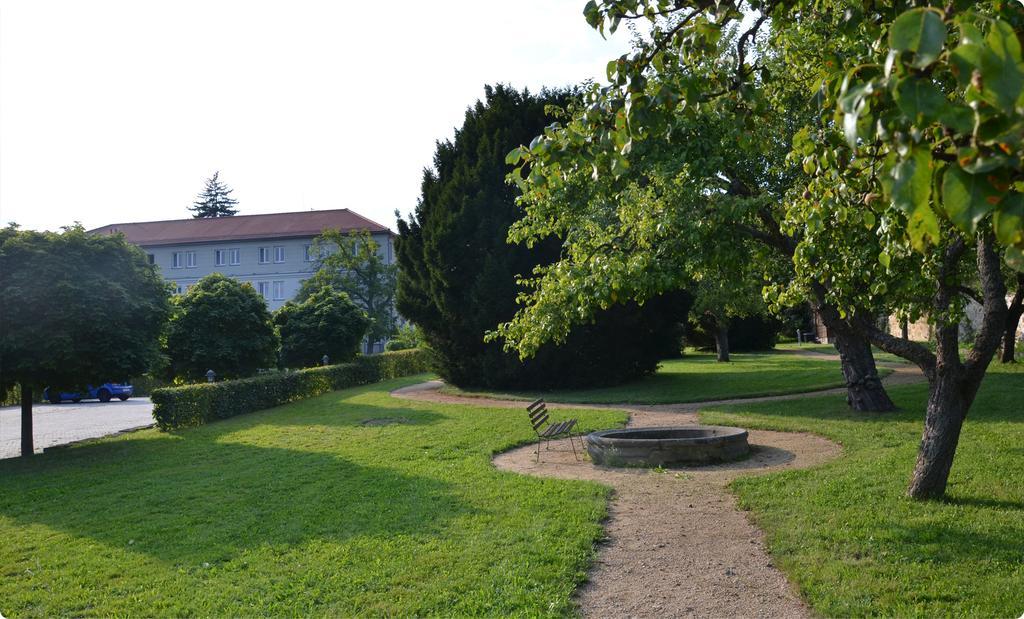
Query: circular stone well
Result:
<box><xmin>586</xmin><ymin>425</ymin><xmax>750</xmax><ymax>467</ymax></box>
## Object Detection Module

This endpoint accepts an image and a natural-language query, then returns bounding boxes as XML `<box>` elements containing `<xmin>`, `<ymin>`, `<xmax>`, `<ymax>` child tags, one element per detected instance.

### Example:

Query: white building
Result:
<box><xmin>90</xmin><ymin>208</ymin><xmax>394</xmax><ymax>314</ymax></box>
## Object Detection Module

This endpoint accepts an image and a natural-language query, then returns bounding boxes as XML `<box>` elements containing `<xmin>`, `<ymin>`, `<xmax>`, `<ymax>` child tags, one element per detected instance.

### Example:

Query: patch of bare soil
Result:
<box><xmin>390</xmin><ymin>364</ymin><xmax>918</xmax><ymax>617</ymax></box>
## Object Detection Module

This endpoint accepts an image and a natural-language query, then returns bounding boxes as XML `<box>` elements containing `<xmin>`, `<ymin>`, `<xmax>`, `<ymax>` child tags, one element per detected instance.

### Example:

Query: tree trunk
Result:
<box><xmin>901</xmin><ymin>318</ymin><xmax>909</xmax><ymax>340</ymax></box>
<box><xmin>907</xmin><ymin>369</ymin><xmax>968</xmax><ymax>499</ymax></box>
<box><xmin>830</xmin><ymin>325</ymin><xmax>896</xmax><ymax>412</ymax></box>
<box><xmin>1001</xmin><ymin>277</ymin><xmax>1023</xmax><ymax>363</ymax></box>
<box><xmin>1001</xmin><ymin>317</ymin><xmax>1020</xmax><ymax>362</ymax></box>
<box><xmin>20</xmin><ymin>384</ymin><xmax>34</xmax><ymax>458</ymax></box>
<box><xmin>813</xmin><ymin>297</ymin><xmax>895</xmax><ymax>412</ymax></box>
<box><xmin>714</xmin><ymin>323</ymin><xmax>730</xmax><ymax>362</ymax></box>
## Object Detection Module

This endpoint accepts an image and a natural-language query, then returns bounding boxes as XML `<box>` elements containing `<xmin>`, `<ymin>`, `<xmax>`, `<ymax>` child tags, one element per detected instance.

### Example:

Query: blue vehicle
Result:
<box><xmin>43</xmin><ymin>383</ymin><xmax>133</xmax><ymax>404</ymax></box>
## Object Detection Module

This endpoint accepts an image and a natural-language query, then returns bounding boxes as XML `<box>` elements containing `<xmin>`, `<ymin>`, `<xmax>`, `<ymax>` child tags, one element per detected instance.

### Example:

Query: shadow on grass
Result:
<box><xmin>251</xmin><ymin>401</ymin><xmax>447</xmax><ymax>429</ymax></box>
<box><xmin>0</xmin><ymin>425</ymin><xmax>475</xmax><ymax>566</ymax></box>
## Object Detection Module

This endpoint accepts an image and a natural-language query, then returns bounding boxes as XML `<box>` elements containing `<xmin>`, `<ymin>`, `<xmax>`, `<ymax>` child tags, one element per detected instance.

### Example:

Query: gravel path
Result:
<box><xmin>391</xmin><ymin>358</ymin><xmax>924</xmax><ymax>618</ymax></box>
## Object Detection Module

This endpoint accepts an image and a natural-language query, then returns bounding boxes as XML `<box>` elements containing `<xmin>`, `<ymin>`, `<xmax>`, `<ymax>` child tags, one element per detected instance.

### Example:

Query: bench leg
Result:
<box><xmin>569</xmin><ymin>433</ymin><xmax>579</xmax><ymax>461</ymax></box>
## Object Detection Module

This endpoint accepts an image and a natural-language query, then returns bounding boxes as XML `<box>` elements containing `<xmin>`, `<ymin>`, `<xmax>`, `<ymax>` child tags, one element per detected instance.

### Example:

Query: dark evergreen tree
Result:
<box><xmin>189</xmin><ymin>171</ymin><xmax>239</xmax><ymax>218</ymax></box>
<box><xmin>396</xmin><ymin>85</ymin><xmax>688</xmax><ymax>389</ymax></box>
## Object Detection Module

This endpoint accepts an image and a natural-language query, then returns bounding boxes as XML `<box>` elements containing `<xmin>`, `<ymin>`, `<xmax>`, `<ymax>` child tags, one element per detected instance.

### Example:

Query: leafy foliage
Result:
<box><xmin>189</xmin><ymin>171</ymin><xmax>239</xmax><ymax>218</ymax></box>
<box><xmin>165</xmin><ymin>273</ymin><xmax>279</xmax><ymax>381</ymax></box>
<box><xmin>299</xmin><ymin>229</ymin><xmax>397</xmax><ymax>345</ymax></box>
<box><xmin>384</xmin><ymin>323</ymin><xmax>425</xmax><ymax>351</ymax></box>
<box><xmin>0</xmin><ymin>224</ymin><xmax>170</xmax><ymax>391</ymax></box>
<box><xmin>275</xmin><ymin>287</ymin><xmax>370</xmax><ymax>368</ymax></box>
<box><xmin>151</xmin><ymin>349</ymin><xmax>432</xmax><ymax>429</ymax></box>
<box><xmin>396</xmin><ymin>84</ymin><xmax>688</xmax><ymax>389</ymax></box>
<box><xmin>501</xmin><ymin>0</ymin><xmax>1021</xmax><ymax>497</ymax></box>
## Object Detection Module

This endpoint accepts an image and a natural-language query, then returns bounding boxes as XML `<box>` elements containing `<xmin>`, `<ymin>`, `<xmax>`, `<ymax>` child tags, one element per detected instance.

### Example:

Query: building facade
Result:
<box><xmin>90</xmin><ymin>208</ymin><xmax>394</xmax><ymax>312</ymax></box>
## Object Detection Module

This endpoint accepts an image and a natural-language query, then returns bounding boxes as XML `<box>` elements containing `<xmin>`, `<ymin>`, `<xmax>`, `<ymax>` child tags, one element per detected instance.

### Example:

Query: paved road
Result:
<box><xmin>0</xmin><ymin>398</ymin><xmax>154</xmax><ymax>459</ymax></box>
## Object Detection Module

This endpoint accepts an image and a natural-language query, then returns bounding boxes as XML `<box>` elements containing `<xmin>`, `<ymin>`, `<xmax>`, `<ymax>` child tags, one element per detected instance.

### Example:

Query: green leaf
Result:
<box><xmin>951</xmin><ymin>21</ymin><xmax>1024</xmax><ymax>115</ymax></box>
<box><xmin>941</xmin><ymin>165</ymin><xmax>1000</xmax><ymax>233</ymax></box>
<box><xmin>891</xmin><ymin>148</ymin><xmax>938</xmax><ymax>249</ymax></box>
<box><xmin>894</xmin><ymin>76</ymin><xmax>950</xmax><ymax>123</ymax></box>
<box><xmin>993</xmin><ymin>193</ymin><xmax>1024</xmax><ymax>247</ymax></box>
<box><xmin>505</xmin><ymin>147</ymin><xmax>523</xmax><ymax>165</ymax></box>
<box><xmin>1006</xmin><ymin>245</ymin><xmax>1024</xmax><ymax>272</ymax></box>
<box><xmin>890</xmin><ymin>8</ymin><xmax>946</xmax><ymax>69</ymax></box>
<box><xmin>878</xmin><ymin>251</ymin><xmax>891</xmax><ymax>268</ymax></box>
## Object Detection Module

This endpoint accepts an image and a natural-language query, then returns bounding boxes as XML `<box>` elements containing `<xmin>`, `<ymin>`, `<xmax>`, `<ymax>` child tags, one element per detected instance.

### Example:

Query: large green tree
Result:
<box><xmin>274</xmin><ymin>287</ymin><xmax>370</xmax><ymax>368</ymax></box>
<box><xmin>396</xmin><ymin>84</ymin><xmax>688</xmax><ymax>389</ymax></box>
<box><xmin>503</xmin><ymin>0</ymin><xmax>1023</xmax><ymax>499</ymax></box>
<box><xmin>165</xmin><ymin>273</ymin><xmax>278</xmax><ymax>380</ymax></box>
<box><xmin>299</xmin><ymin>229</ymin><xmax>397</xmax><ymax>348</ymax></box>
<box><xmin>496</xmin><ymin>67</ymin><xmax>896</xmax><ymax>411</ymax></box>
<box><xmin>0</xmin><ymin>224</ymin><xmax>170</xmax><ymax>456</ymax></box>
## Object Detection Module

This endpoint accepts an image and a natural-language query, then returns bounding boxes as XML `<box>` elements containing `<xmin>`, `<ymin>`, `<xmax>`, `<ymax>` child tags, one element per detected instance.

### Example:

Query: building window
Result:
<box><xmin>229</xmin><ymin>248</ymin><xmax>240</xmax><ymax>265</ymax></box>
<box><xmin>273</xmin><ymin>281</ymin><xmax>285</xmax><ymax>300</ymax></box>
<box><xmin>147</xmin><ymin>253</ymin><xmax>155</xmax><ymax>264</ymax></box>
<box><xmin>257</xmin><ymin>281</ymin><xmax>270</xmax><ymax>299</ymax></box>
<box><xmin>174</xmin><ymin>284</ymin><xmax>183</xmax><ymax>295</ymax></box>
<box><xmin>215</xmin><ymin>249</ymin><xmax>227</xmax><ymax>266</ymax></box>
<box><xmin>304</xmin><ymin>244</ymin><xmax>313</xmax><ymax>262</ymax></box>
<box><xmin>274</xmin><ymin>246</ymin><xmax>285</xmax><ymax>263</ymax></box>
<box><xmin>186</xmin><ymin>251</ymin><xmax>197</xmax><ymax>268</ymax></box>
<box><xmin>172</xmin><ymin>252</ymin><xmax>183</xmax><ymax>268</ymax></box>
<box><xmin>258</xmin><ymin>247</ymin><xmax>270</xmax><ymax>264</ymax></box>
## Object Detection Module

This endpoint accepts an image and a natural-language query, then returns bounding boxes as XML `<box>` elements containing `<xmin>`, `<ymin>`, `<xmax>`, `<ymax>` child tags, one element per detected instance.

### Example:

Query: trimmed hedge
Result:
<box><xmin>151</xmin><ymin>349</ymin><xmax>432</xmax><ymax>430</ymax></box>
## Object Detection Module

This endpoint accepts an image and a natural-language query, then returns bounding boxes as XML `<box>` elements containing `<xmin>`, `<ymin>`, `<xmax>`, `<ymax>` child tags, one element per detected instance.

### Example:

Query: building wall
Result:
<box><xmin>142</xmin><ymin>233</ymin><xmax>393</xmax><ymax>311</ymax></box>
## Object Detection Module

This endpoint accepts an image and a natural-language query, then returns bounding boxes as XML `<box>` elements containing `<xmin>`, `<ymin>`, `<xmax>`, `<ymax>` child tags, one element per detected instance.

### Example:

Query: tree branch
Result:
<box><xmin>964</xmin><ymin>230</ymin><xmax>1009</xmax><ymax>384</ymax></box>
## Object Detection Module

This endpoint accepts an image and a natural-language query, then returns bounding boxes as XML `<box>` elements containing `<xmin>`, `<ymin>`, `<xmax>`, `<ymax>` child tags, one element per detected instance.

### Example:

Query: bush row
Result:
<box><xmin>151</xmin><ymin>349</ymin><xmax>432</xmax><ymax>430</ymax></box>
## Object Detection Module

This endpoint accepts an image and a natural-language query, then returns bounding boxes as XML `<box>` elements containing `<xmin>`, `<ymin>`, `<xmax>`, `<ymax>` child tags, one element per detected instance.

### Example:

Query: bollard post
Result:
<box><xmin>206</xmin><ymin>369</ymin><xmax>215</xmax><ymax>383</ymax></box>
<box><xmin>322</xmin><ymin>355</ymin><xmax>329</xmax><ymax>366</ymax></box>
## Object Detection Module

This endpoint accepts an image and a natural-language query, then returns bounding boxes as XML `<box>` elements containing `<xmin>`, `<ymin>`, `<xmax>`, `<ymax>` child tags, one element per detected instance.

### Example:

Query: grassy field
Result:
<box><xmin>774</xmin><ymin>341</ymin><xmax>912</xmax><ymax>364</ymax></box>
<box><xmin>700</xmin><ymin>363</ymin><xmax>1024</xmax><ymax>617</ymax></box>
<box><xmin>443</xmin><ymin>351</ymin><xmax>890</xmax><ymax>404</ymax></box>
<box><xmin>0</xmin><ymin>375</ymin><xmax>626</xmax><ymax>617</ymax></box>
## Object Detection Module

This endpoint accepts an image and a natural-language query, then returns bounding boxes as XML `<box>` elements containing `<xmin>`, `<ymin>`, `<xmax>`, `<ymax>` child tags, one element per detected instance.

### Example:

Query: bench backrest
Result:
<box><xmin>527</xmin><ymin>398</ymin><xmax>548</xmax><ymax>432</ymax></box>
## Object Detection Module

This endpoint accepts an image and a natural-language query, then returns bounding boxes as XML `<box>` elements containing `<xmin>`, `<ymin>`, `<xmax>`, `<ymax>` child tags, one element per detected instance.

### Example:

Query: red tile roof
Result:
<box><xmin>89</xmin><ymin>208</ymin><xmax>392</xmax><ymax>247</ymax></box>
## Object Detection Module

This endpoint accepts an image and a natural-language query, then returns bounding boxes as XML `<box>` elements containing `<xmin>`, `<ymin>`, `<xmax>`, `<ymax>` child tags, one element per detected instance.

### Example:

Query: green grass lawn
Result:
<box><xmin>443</xmin><ymin>351</ymin><xmax>890</xmax><ymax>404</ymax></box>
<box><xmin>774</xmin><ymin>341</ymin><xmax>913</xmax><ymax>364</ymax></box>
<box><xmin>700</xmin><ymin>363</ymin><xmax>1024</xmax><ymax>617</ymax></box>
<box><xmin>0</xmin><ymin>375</ymin><xmax>626</xmax><ymax>617</ymax></box>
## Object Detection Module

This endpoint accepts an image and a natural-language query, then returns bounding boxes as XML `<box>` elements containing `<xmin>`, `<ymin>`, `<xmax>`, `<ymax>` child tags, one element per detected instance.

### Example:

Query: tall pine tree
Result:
<box><xmin>396</xmin><ymin>85</ymin><xmax>688</xmax><ymax>390</ymax></box>
<box><xmin>189</xmin><ymin>171</ymin><xmax>239</xmax><ymax>218</ymax></box>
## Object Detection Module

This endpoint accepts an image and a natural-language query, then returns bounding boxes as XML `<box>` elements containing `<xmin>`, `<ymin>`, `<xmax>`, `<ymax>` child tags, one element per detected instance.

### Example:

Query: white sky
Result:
<box><xmin>0</xmin><ymin>0</ymin><xmax>632</xmax><ymax>232</ymax></box>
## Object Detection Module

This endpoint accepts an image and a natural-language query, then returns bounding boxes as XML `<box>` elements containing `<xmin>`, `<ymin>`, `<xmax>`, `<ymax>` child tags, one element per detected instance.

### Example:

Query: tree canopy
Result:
<box><xmin>299</xmin><ymin>229</ymin><xmax>397</xmax><ymax>347</ymax></box>
<box><xmin>275</xmin><ymin>286</ymin><xmax>370</xmax><ymax>368</ymax></box>
<box><xmin>396</xmin><ymin>84</ymin><xmax>688</xmax><ymax>389</ymax></box>
<box><xmin>165</xmin><ymin>273</ymin><xmax>278</xmax><ymax>380</ymax></box>
<box><xmin>0</xmin><ymin>224</ymin><xmax>170</xmax><ymax>455</ymax></box>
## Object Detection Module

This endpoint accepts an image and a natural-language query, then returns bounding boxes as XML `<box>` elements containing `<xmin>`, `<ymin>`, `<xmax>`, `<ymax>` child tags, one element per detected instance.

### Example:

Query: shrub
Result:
<box><xmin>151</xmin><ymin>349</ymin><xmax>432</xmax><ymax>430</ymax></box>
<box><xmin>165</xmin><ymin>274</ymin><xmax>278</xmax><ymax>381</ymax></box>
<box><xmin>274</xmin><ymin>288</ymin><xmax>370</xmax><ymax>368</ymax></box>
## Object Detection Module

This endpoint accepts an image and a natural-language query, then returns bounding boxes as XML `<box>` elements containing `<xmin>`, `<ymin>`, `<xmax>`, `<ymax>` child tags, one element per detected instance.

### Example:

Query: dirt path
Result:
<box><xmin>390</xmin><ymin>362</ymin><xmax>923</xmax><ymax>618</ymax></box>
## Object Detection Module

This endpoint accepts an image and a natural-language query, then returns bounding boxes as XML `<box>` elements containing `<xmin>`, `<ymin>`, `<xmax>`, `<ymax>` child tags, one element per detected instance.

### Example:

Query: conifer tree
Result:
<box><xmin>396</xmin><ymin>85</ymin><xmax>688</xmax><ymax>390</ymax></box>
<box><xmin>189</xmin><ymin>171</ymin><xmax>239</xmax><ymax>218</ymax></box>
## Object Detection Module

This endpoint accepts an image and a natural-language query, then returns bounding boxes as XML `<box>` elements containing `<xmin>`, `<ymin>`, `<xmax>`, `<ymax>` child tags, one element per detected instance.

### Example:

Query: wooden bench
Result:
<box><xmin>527</xmin><ymin>398</ymin><xmax>581</xmax><ymax>462</ymax></box>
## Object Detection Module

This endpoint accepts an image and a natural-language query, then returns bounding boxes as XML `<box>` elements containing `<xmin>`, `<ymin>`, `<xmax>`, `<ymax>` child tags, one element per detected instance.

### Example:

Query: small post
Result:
<box><xmin>797</xmin><ymin>330</ymin><xmax>803</xmax><ymax>345</ymax></box>
<box><xmin>322</xmin><ymin>354</ymin><xmax>329</xmax><ymax>366</ymax></box>
<box><xmin>206</xmin><ymin>369</ymin><xmax>216</xmax><ymax>383</ymax></box>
